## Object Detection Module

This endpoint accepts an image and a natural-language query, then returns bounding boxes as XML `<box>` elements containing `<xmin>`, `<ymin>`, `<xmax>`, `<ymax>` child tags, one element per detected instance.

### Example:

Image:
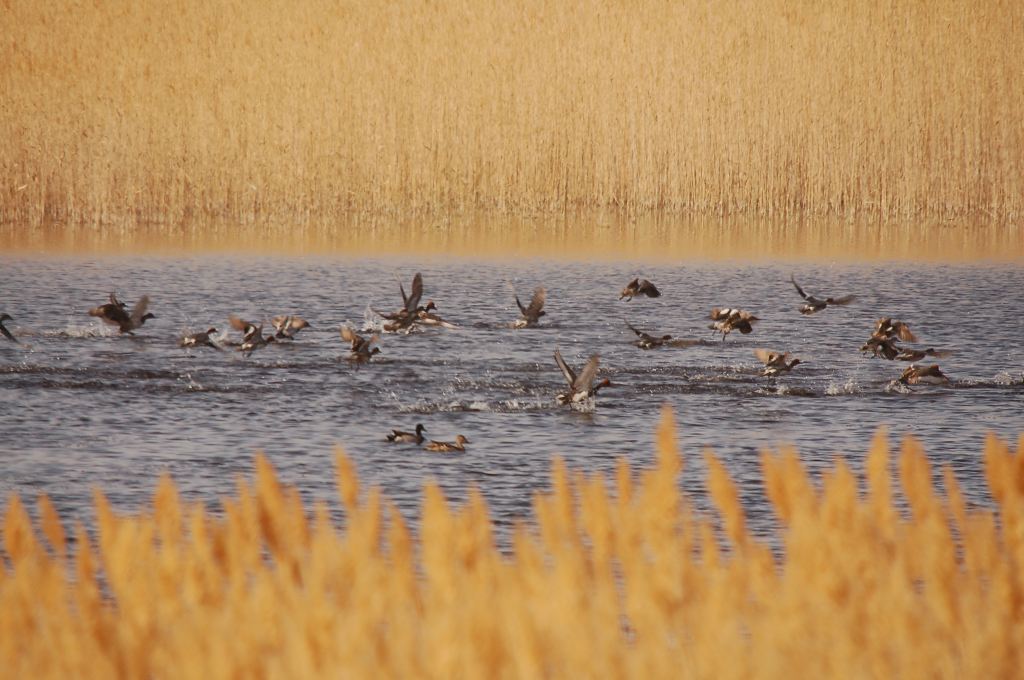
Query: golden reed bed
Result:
<box><xmin>1</xmin><ymin>0</ymin><xmax>1022</xmax><ymax>240</ymax></box>
<box><xmin>2</xmin><ymin>411</ymin><xmax>1022</xmax><ymax>678</ymax></box>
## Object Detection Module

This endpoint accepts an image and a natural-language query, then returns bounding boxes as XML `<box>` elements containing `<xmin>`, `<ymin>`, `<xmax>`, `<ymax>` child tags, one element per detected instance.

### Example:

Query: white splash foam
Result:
<box><xmin>825</xmin><ymin>379</ymin><xmax>858</xmax><ymax>396</ymax></box>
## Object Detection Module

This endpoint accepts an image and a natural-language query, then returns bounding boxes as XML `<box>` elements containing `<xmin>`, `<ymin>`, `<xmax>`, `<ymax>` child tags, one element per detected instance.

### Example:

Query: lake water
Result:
<box><xmin>1</xmin><ymin>255</ymin><xmax>1022</xmax><ymax>544</ymax></box>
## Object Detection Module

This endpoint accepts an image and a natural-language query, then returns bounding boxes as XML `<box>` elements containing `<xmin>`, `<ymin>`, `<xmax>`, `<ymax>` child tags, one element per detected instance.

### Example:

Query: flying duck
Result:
<box><xmin>271</xmin><ymin>315</ymin><xmax>312</xmax><ymax>339</ymax></box>
<box><xmin>340</xmin><ymin>325</ymin><xmax>380</xmax><ymax>362</ymax></box>
<box><xmin>0</xmin><ymin>313</ymin><xmax>17</xmax><ymax>343</ymax></box>
<box><xmin>754</xmin><ymin>348</ymin><xmax>803</xmax><ymax>377</ymax></box>
<box><xmin>179</xmin><ymin>327</ymin><xmax>220</xmax><ymax>349</ymax></box>
<box><xmin>709</xmin><ymin>308</ymin><xmax>759</xmax><ymax>340</ymax></box>
<box><xmin>514</xmin><ymin>287</ymin><xmax>547</xmax><ymax>328</ymax></box>
<box><xmin>620</xmin><ymin>278</ymin><xmax>661</xmax><ymax>301</ymax></box>
<box><xmin>386</xmin><ymin>423</ymin><xmax>426</xmax><ymax>444</ymax></box>
<box><xmin>425</xmin><ymin>434</ymin><xmax>470</xmax><ymax>452</ymax></box>
<box><xmin>229</xmin><ymin>316</ymin><xmax>275</xmax><ymax>354</ymax></box>
<box><xmin>790</xmin><ymin>275</ymin><xmax>856</xmax><ymax>314</ymax></box>
<box><xmin>88</xmin><ymin>293</ymin><xmax>155</xmax><ymax>334</ymax></box>
<box><xmin>554</xmin><ymin>349</ymin><xmax>612</xmax><ymax>405</ymax></box>
<box><xmin>897</xmin><ymin>364</ymin><xmax>950</xmax><ymax>385</ymax></box>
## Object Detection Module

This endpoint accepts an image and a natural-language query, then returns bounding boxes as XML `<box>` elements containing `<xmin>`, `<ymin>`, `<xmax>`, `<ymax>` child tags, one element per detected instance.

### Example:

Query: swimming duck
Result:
<box><xmin>0</xmin><ymin>313</ymin><xmax>17</xmax><ymax>343</ymax></box>
<box><xmin>88</xmin><ymin>294</ymin><xmax>155</xmax><ymax>334</ymax></box>
<box><xmin>897</xmin><ymin>364</ymin><xmax>951</xmax><ymax>385</ymax></box>
<box><xmin>425</xmin><ymin>434</ymin><xmax>470</xmax><ymax>452</ymax></box>
<box><xmin>708</xmin><ymin>308</ymin><xmax>759</xmax><ymax>340</ymax></box>
<box><xmin>861</xmin><ymin>335</ymin><xmax>900</xmax><ymax>360</ymax></box>
<box><xmin>386</xmin><ymin>423</ymin><xmax>426</xmax><ymax>444</ymax></box>
<box><xmin>790</xmin><ymin>275</ymin><xmax>856</xmax><ymax>315</ymax></box>
<box><xmin>229</xmin><ymin>316</ymin><xmax>275</xmax><ymax>354</ymax></box>
<box><xmin>514</xmin><ymin>287</ymin><xmax>547</xmax><ymax>328</ymax></box>
<box><xmin>895</xmin><ymin>347</ymin><xmax>953</xmax><ymax>362</ymax></box>
<box><xmin>873</xmin><ymin>317</ymin><xmax>917</xmax><ymax>342</ymax></box>
<box><xmin>271</xmin><ymin>315</ymin><xmax>312</xmax><ymax>339</ymax></box>
<box><xmin>620</xmin><ymin>278</ymin><xmax>661</xmax><ymax>301</ymax></box>
<box><xmin>554</xmin><ymin>349</ymin><xmax>612</xmax><ymax>405</ymax></box>
<box><xmin>179</xmin><ymin>327</ymin><xmax>220</xmax><ymax>349</ymax></box>
<box><xmin>340</xmin><ymin>325</ymin><xmax>380</xmax><ymax>362</ymax></box>
<box><xmin>754</xmin><ymin>348</ymin><xmax>803</xmax><ymax>376</ymax></box>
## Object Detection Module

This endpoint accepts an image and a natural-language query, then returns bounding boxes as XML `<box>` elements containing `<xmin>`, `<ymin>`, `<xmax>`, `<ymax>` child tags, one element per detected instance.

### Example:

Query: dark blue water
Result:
<box><xmin>1</xmin><ymin>256</ymin><xmax>1021</xmax><ymax>542</ymax></box>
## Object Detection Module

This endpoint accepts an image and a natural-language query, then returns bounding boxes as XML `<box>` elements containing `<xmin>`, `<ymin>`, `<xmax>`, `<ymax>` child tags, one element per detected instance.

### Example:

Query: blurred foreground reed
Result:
<box><xmin>2</xmin><ymin>0</ymin><xmax>1022</xmax><ymax>233</ymax></box>
<box><xmin>2</xmin><ymin>411</ymin><xmax>1022</xmax><ymax>678</ymax></box>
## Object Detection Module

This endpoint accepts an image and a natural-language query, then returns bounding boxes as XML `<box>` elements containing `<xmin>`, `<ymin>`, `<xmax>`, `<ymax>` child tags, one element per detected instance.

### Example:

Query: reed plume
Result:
<box><xmin>2</xmin><ymin>410</ymin><xmax>1022</xmax><ymax>677</ymax></box>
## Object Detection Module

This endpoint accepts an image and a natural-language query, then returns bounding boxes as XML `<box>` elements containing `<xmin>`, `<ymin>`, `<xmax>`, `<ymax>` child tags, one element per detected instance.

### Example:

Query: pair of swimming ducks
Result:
<box><xmin>385</xmin><ymin>424</ymin><xmax>470</xmax><ymax>452</ymax></box>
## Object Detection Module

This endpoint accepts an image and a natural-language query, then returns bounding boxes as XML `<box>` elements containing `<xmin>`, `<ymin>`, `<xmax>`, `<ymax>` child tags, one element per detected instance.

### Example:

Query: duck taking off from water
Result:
<box><xmin>271</xmin><ymin>315</ymin><xmax>312</xmax><ymax>339</ymax></box>
<box><xmin>897</xmin><ymin>364</ymin><xmax>950</xmax><ymax>385</ymax></box>
<box><xmin>624</xmin><ymin>320</ymin><xmax>672</xmax><ymax>349</ymax></box>
<box><xmin>861</xmin><ymin>335</ymin><xmax>900</xmax><ymax>360</ymax></box>
<box><xmin>709</xmin><ymin>308</ymin><xmax>759</xmax><ymax>340</ymax></box>
<box><xmin>340</xmin><ymin>325</ymin><xmax>380</xmax><ymax>362</ymax></box>
<box><xmin>88</xmin><ymin>293</ymin><xmax>155</xmax><ymax>334</ymax></box>
<box><xmin>0</xmin><ymin>313</ymin><xmax>17</xmax><ymax>343</ymax></box>
<box><xmin>386</xmin><ymin>423</ymin><xmax>426</xmax><ymax>444</ymax></box>
<box><xmin>619</xmin><ymin>278</ymin><xmax>661</xmax><ymax>301</ymax></box>
<box><xmin>229</xmin><ymin>316</ymin><xmax>275</xmax><ymax>354</ymax></box>
<box><xmin>754</xmin><ymin>349</ymin><xmax>803</xmax><ymax>377</ymax></box>
<box><xmin>554</xmin><ymin>349</ymin><xmax>612</xmax><ymax>405</ymax></box>
<box><xmin>179</xmin><ymin>327</ymin><xmax>220</xmax><ymax>349</ymax></box>
<box><xmin>425</xmin><ymin>434</ymin><xmax>470</xmax><ymax>452</ymax></box>
<box><xmin>790</xmin><ymin>275</ymin><xmax>856</xmax><ymax>315</ymax></box>
<box><xmin>514</xmin><ymin>287</ymin><xmax>547</xmax><ymax>328</ymax></box>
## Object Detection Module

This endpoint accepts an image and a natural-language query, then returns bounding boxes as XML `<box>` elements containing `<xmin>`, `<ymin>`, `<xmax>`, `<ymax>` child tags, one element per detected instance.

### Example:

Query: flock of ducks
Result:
<box><xmin>0</xmin><ymin>271</ymin><xmax>958</xmax><ymax>452</ymax></box>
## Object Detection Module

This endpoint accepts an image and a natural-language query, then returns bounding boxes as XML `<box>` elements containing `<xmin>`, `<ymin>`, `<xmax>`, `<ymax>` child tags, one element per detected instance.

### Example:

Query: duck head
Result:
<box><xmin>415</xmin><ymin>423</ymin><xmax>426</xmax><ymax>434</ymax></box>
<box><xmin>455</xmin><ymin>435</ymin><xmax>470</xmax><ymax>445</ymax></box>
<box><xmin>142</xmin><ymin>313</ymin><xmax>157</xmax><ymax>322</ymax></box>
<box><xmin>0</xmin><ymin>313</ymin><xmax>11</xmax><ymax>323</ymax></box>
<box><xmin>206</xmin><ymin>327</ymin><xmax>219</xmax><ymax>335</ymax></box>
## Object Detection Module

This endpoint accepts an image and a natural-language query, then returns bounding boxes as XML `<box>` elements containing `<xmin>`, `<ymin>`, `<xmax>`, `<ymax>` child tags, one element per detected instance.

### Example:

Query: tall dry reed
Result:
<box><xmin>1</xmin><ymin>0</ymin><xmax>1022</xmax><ymax>229</ymax></box>
<box><xmin>2</xmin><ymin>410</ymin><xmax>1022</xmax><ymax>678</ymax></box>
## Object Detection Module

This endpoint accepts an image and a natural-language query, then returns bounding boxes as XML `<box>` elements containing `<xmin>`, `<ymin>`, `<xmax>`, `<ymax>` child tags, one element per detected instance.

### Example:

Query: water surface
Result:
<box><xmin>1</xmin><ymin>256</ymin><xmax>1021</xmax><ymax>544</ymax></box>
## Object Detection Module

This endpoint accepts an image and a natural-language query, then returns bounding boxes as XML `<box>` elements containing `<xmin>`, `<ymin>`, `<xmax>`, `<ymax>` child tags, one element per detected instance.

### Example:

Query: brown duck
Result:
<box><xmin>620</xmin><ymin>278</ymin><xmax>661</xmax><ymax>301</ymax></box>
<box><xmin>88</xmin><ymin>293</ymin><xmax>155</xmax><ymax>334</ymax></box>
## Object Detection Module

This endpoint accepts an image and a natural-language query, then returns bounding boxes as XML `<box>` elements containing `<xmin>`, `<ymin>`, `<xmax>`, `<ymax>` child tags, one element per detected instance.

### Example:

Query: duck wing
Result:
<box><xmin>404</xmin><ymin>273</ymin><xmax>424</xmax><ymax>313</ymax></box>
<box><xmin>790</xmin><ymin>275</ymin><xmax>810</xmax><ymax>300</ymax></box>
<box><xmin>129</xmin><ymin>295</ymin><xmax>150</xmax><ymax>326</ymax></box>
<box><xmin>526</xmin><ymin>287</ymin><xmax>546</xmax><ymax>317</ymax></box>
<box><xmin>340</xmin><ymin>325</ymin><xmax>360</xmax><ymax>348</ymax></box>
<box><xmin>553</xmin><ymin>349</ymin><xmax>577</xmax><ymax>387</ymax></box>
<box><xmin>515</xmin><ymin>294</ymin><xmax>528</xmax><ymax>316</ymax></box>
<box><xmin>0</xmin><ymin>320</ymin><xmax>17</xmax><ymax>343</ymax></box>
<box><xmin>624</xmin><ymin>320</ymin><xmax>643</xmax><ymax>337</ymax></box>
<box><xmin>271</xmin><ymin>315</ymin><xmax>289</xmax><ymax>332</ymax></box>
<box><xmin>754</xmin><ymin>348</ymin><xmax>782</xmax><ymax>366</ymax></box>
<box><xmin>574</xmin><ymin>354</ymin><xmax>600</xmax><ymax>391</ymax></box>
<box><xmin>229</xmin><ymin>315</ymin><xmax>256</xmax><ymax>334</ymax></box>
<box><xmin>638</xmin><ymin>279</ymin><xmax>660</xmax><ymax>297</ymax></box>
<box><xmin>894</xmin><ymin>322</ymin><xmax>917</xmax><ymax>342</ymax></box>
